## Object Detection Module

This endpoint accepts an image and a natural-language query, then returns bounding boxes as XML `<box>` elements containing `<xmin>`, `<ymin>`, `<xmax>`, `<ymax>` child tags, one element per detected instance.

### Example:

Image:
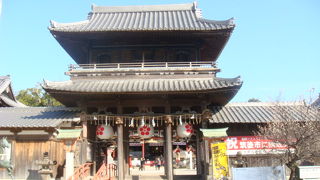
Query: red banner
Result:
<box><xmin>225</xmin><ymin>136</ymin><xmax>287</xmax><ymax>155</ymax></box>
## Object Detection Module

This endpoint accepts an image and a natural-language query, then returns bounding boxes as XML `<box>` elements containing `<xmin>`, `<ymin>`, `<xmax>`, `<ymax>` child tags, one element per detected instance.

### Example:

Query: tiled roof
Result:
<box><xmin>210</xmin><ymin>102</ymin><xmax>320</xmax><ymax>123</ymax></box>
<box><xmin>200</xmin><ymin>128</ymin><xmax>228</xmax><ymax>137</ymax></box>
<box><xmin>0</xmin><ymin>76</ymin><xmax>11</xmax><ymax>95</ymax></box>
<box><xmin>312</xmin><ymin>96</ymin><xmax>320</xmax><ymax>107</ymax></box>
<box><xmin>56</xmin><ymin>129</ymin><xmax>82</xmax><ymax>139</ymax></box>
<box><xmin>0</xmin><ymin>107</ymin><xmax>80</xmax><ymax>128</ymax></box>
<box><xmin>43</xmin><ymin>77</ymin><xmax>242</xmax><ymax>94</ymax></box>
<box><xmin>49</xmin><ymin>2</ymin><xmax>234</xmax><ymax>32</ymax></box>
<box><xmin>0</xmin><ymin>95</ymin><xmax>26</xmax><ymax>107</ymax></box>
<box><xmin>0</xmin><ymin>76</ymin><xmax>26</xmax><ymax>107</ymax></box>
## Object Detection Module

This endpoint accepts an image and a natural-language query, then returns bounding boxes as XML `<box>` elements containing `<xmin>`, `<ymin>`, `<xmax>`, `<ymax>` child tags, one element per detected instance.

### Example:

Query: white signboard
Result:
<box><xmin>232</xmin><ymin>166</ymin><xmax>286</xmax><ymax>180</ymax></box>
<box><xmin>299</xmin><ymin>166</ymin><xmax>320</xmax><ymax>179</ymax></box>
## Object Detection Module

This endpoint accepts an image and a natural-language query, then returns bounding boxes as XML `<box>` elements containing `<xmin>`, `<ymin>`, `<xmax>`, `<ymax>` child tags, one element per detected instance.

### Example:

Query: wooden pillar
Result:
<box><xmin>201</xmin><ymin>111</ymin><xmax>211</xmax><ymax>180</ymax></box>
<box><xmin>203</xmin><ymin>139</ymin><xmax>210</xmax><ymax>180</ymax></box>
<box><xmin>163</xmin><ymin>129</ymin><xmax>168</xmax><ymax>176</ymax></box>
<box><xmin>116</xmin><ymin>117</ymin><xmax>124</xmax><ymax>180</ymax></box>
<box><xmin>164</xmin><ymin>101</ymin><xmax>170</xmax><ymax>176</ymax></box>
<box><xmin>196</xmin><ymin>130</ymin><xmax>202</xmax><ymax>175</ymax></box>
<box><xmin>124</xmin><ymin>126</ymin><xmax>130</xmax><ymax>176</ymax></box>
<box><xmin>165</xmin><ymin>115</ymin><xmax>173</xmax><ymax>180</ymax></box>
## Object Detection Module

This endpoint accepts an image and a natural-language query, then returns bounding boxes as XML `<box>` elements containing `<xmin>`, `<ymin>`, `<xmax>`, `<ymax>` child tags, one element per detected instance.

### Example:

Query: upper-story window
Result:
<box><xmin>91</xmin><ymin>46</ymin><xmax>196</xmax><ymax>63</ymax></box>
<box><xmin>176</xmin><ymin>50</ymin><xmax>191</xmax><ymax>61</ymax></box>
<box><xmin>97</xmin><ymin>54</ymin><xmax>111</xmax><ymax>64</ymax></box>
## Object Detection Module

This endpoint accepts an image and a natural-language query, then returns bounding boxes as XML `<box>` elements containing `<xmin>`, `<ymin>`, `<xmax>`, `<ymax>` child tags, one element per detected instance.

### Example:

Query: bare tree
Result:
<box><xmin>255</xmin><ymin>102</ymin><xmax>320</xmax><ymax>180</ymax></box>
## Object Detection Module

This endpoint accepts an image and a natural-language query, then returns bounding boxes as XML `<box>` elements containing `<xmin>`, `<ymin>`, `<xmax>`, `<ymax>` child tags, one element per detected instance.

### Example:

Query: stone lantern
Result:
<box><xmin>35</xmin><ymin>152</ymin><xmax>57</xmax><ymax>180</ymax></box>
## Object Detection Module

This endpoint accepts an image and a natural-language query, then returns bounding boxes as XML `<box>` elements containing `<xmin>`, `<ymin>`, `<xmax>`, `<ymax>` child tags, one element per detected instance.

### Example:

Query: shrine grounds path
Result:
<box><xmin>126</xmin><ymin>166</ymin><xmax>199</xmax><ymax>180</ymax></box>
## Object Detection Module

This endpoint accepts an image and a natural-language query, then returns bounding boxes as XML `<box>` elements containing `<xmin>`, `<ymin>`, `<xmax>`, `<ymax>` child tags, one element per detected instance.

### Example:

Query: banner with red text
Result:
<box><xmin>225</xmin><ymin>136</ymin><xmax>287</xmax><ymax>155</ymax></box>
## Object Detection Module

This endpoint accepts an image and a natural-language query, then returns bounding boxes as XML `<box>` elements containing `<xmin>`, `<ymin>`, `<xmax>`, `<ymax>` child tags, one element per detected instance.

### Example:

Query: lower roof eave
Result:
<box><xmin>45</xmin><ymin>86</ymin><xmax>241</xmax><ymax>107</ymax></box>
<box><xmin>44</xmin><ymin>86</ymin><xmax>241</xmax><ymax>95</ymax></box>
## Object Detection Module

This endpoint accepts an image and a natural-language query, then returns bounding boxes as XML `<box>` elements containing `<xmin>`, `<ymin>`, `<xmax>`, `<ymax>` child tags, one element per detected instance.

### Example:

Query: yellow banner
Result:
<box><xmin>211</xmin><ymin>142</ymin><xmax>229</xmax><ymax>179</ymax></box>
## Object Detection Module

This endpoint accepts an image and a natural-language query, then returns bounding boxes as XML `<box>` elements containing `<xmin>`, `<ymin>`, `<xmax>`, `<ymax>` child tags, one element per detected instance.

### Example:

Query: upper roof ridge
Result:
<box><xmin>226</xmin><ymin>101</ymin><xmax>305</xmax><ymax>107</ymax></box>
<box><xmin>91</xmin><ymin>2</ymin><xmax>195</xmax><ymax>13</ymax></box>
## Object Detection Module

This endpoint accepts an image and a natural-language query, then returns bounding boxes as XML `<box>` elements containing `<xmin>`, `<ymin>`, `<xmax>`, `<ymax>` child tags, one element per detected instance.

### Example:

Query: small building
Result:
<box><xmin>0</xmin><ymin>107</ymin><xmax>80</xmax><ymax>179</ymax></box>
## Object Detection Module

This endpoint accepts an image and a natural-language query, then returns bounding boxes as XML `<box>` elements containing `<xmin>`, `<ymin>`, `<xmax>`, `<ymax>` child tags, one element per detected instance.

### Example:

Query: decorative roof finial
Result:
<box><xmin>50</xmin><ymin>20</ymin><xmax>57</xmax><ymax>28</ymax></box>
<box><xmin>91</xmin><ymin>4</ymin><xmax>97</xmax><ymax>11</ymax></box>
<box><xmin>193</xmin><ymin>1</ymin><xmax>198</xmax><ymax>9</ymax></box>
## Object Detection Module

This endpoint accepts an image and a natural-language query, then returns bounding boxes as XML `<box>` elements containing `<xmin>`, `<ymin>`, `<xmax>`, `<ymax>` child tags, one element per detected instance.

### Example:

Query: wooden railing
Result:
<box><xmin>68</xmin><ymin>162</ymin><xmax>93</xmax><ymax>180</ymax></box>
<box><xmin>93</xmin><ymin>163</ymin><xmax>117</xmax><ymax>180</ymax></box>
<box><xmin>69</xmin><ymin>61</ymin><xmax>215</xmax><ymax>70</ymax></box>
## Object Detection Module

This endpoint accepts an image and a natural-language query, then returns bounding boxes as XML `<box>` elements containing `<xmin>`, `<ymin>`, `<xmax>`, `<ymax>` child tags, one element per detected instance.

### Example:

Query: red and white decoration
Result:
<box><xmin>96</xmin><ymin>125</ymin><xmax>114</xmax><ymax>139</ymax></box>
<box><xmin>138</xmin><ymin>125</ymin><xmax>154</xmax><ymax>139</ymax></box>
<box><xmin>177</xmin><ymin>123</ymin><xmax>193</xmax><ymax>138</ymax></box>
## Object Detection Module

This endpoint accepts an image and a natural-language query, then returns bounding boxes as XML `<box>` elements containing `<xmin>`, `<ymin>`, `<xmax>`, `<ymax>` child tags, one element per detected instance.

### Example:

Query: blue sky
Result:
<box><xmin>0</xmin><ymin>0</ymin><xmax>319</xmax><ymax>102</ymax></box>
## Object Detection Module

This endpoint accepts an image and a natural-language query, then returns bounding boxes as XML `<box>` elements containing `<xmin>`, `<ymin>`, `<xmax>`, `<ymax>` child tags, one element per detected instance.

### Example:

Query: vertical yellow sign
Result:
<box><xmin>211</xmin><ymin>142</ymin><xmax>229</xmax><ymax>179</ymax></box>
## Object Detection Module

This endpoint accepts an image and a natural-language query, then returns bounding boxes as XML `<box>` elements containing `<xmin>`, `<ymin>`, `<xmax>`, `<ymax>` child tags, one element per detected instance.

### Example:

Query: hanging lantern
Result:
<box><xmin>177</xmin><ymin>123</ymin><xmax>193</xmax><ymax>138</ymax></box>
<box><xmin>96</xmin><ymin>125</ymin><xmax>114</xmax><ymax>139</ymax></box>
<box><xmin>138</xmin><ymin>124</ymin><xmax>154</xmax><ymax>139</ymax></box>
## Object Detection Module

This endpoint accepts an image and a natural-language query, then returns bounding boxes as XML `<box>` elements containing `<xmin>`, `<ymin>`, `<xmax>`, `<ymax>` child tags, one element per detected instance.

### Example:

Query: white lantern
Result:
<box><xmin>96</xmin><ymin>125</ymin><xmax>114</xmax><ymax>139</ymax></box>
<box><xmin>138</xmin><ymin>125</ymin><xmax>154</xmax><ymax>139</ymax></box>
<box><xmin>177</xmin><ymin>123</ymin><xmax>193</xmax><ymax>138</ymax></box>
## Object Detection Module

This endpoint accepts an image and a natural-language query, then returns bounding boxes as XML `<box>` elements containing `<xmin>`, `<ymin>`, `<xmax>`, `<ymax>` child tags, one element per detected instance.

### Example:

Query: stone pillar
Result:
<box><xmin>64</xmin><ymin>140</ymin><xmax>76</xmax><ymax>180</ymax></box>
<box><xmin>82</xmin><ymin>121</ymin><xmax>87</xmax><ymax>139</ymax></box>
<box><xmin>165</xmin><ymin>115</ymin><xmax>173</xmax><ymax>180</ymax></box>
<box><xmin>189</xmin><ymin>150</ymin><xmax>193</xmax><ymax>169</ymax></box>
<box><xmin>116</xmin><ymin>117</ymin><xmax>124</xmax><ymax>180</ymax></box>
<box><xmin>66</xmin><ymin>151</ymin><xmax>74</xmax><ymax>180</ymax></box>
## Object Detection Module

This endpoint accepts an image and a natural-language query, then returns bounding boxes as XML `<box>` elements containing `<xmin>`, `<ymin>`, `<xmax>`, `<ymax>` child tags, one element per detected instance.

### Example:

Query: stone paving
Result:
<box><xmin>126</xmin><ymin>166</ymin><xmax>199</xmax><ymax>180</ymax></box>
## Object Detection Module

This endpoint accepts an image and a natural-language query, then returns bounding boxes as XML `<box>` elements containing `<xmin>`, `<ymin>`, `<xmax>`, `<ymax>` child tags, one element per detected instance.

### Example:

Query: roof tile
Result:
<box><xmin>210</xmin><ymin>102</ymin><xmax>320</xmax><ymax>123</ymax></box>
<box><xmin>49</xmin><ymin>3</ymin><xmax>234</xmax><ymax>32</ymax></box>
<box><xmin>43</xmin><ymin>77</ymin><xmax>242</xmax><ymax>94</ymax></box>
<box><xmin>0</xmin><ymin>107</ymin><xmax>80</xmax><ymax>128</ymax></box>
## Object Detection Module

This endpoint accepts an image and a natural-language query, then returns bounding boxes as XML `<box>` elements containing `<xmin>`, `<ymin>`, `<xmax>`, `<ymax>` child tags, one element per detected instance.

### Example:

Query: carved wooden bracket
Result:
<box><xmin>63</xmin><ymin>140</ymin><xmax>77</xmax><ymax>152</ymax></box>
<box><xmin>115</xmin><ymin>117</ymin><xmax>124</xmax><ymax>125</ymax></box>
<box><xmin>201</xmin><ymin>109</ymin><xmax>213</xmax><ymax>120</ymax></box>
<box><xmin>164</xmin><ymin>115</ymin><xmax>173</xmax><ymax>124</ymax></box>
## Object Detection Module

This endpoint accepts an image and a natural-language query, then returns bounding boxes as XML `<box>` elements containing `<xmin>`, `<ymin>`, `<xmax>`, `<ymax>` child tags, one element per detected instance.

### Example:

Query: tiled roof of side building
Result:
<box><xmin>0</xmin><ymin>107</ymin><xmax>80</xmax><ymax>128</ymax></box>
<box><xmin>210</xmin><ymin>102</ymin><xmax>320</xmax><ymax>123</ymax></box>
<box><xmin>0</xmin><ymin>76</ymin><xmax>11</xmax><ymax>94</ymax></box>
<box><xmin>49</xmin><ymin>2</ymin><xmax>234</xmax><ymax>32</ymax></box>
<box><xmin>0</xmin><ymin>76</ymin><xmax>27</xmax><ymax>107</ymax></box>
<box><xmin>42</xmin><ymin>77</ymin><xmax>242</xmax><ymax>93</ymax></box>
<box><xmin>312</xmin><ymin>96</ymin><xmax>320</xmax><ymax>107</ymax></box>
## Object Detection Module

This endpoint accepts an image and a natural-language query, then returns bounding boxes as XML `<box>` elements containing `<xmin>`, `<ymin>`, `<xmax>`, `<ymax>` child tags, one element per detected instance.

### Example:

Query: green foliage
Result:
<box><xmin>16</xmin><ymin>88</ymin><xmax>62</xmax><ymax>107</ymax></box>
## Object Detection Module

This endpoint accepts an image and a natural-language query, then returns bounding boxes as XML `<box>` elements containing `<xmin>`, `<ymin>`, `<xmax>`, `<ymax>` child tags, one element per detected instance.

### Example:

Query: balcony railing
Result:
<box><xmin>69</xmin><ymin>61</ymin><xmax>216</xmax><ymax>71</ymax></box>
